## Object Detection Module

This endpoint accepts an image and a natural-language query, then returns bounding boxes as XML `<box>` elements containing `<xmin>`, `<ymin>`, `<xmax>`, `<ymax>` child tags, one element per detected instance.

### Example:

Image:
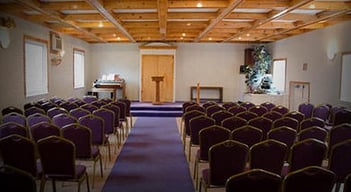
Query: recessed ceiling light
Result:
<box><xmin>180</xmin><ymin>36</ymin><xmax>184</xmax><ymax>40</ymax></box>
<box><xmin>196</xmin><ymin>2</ymin><xmax>203</xmax><ymax>8</ymax></box>
<box><xmin>187</xmin><ymin>23</ymin><xmax>192</xmax><ymax>26</ymax></box>
<box><xmin>116</xmin><ymin>36</ymin><xmax>121</xmax><ymax>40</ymax></box>
<box><xmin>113</xmin><ymin>33</ymin><xmax>117</xmax><ymax>37</ymax></box>
<box><xmin>98</xmin><ymin>21</ymin><xmax>104</xmax><ymax>28</ymax></box>
<box><xmin>182</xmin><ymin>33</ymin><xmax>186</xmax><ymax>37</ymax></box>
<box><xmin>208</xmin><ymin>37</ymin><xmax>212</xmax><ymax>40</ymax></box>
<box><xmin>246</xmin><ymin>33</ymin><xmax>250</xmax><ymax>37</ymax></box>
<box><xmin>308</xmin><ymin>4</ymin><xmax>316</xmax><ymax>9</ymax></box>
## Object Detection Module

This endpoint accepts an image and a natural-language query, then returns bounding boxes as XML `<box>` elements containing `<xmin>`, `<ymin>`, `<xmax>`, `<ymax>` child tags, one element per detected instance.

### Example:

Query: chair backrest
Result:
<box><xmin>271</xmin><ymin>105</ymin><xmax>289</xmax><ymax>115</ymax></box>
<box><xmin>299</xmin><ymin>117</ymin><xmax>325</xmax><ymax>131</ymax></box>
<box><xmin>26</xmin><ymin>113</ymin><xmax>51</xmax><ymax>128</ymax></box>
<box><xmin>332</xmin><ymin>109</ymin><xmax>351</xmax><ymax>126</ymax></box>
<box><xmin>93</xmin><ymin>108</ymin><xmax>115</xmax><ymax>135</ymax></box>
<box><xmin>0</xmin><ymin>165</ymin><xmax>36</xmax><ymax>192</ymax></box>
<box><xmin>272</xmin><ymin>117</ymin><xmax>299</xmax><ymax>131</ymax></box>
<box><xmin>250</xmin><ymin>139</ymin><xmax>287</xmax><ymax>175</ymax></box>
<box><xmin>282</xmin><ymin>166</ymin><xmax>336</xmax><ymax>192</ymax></box>
<box><xmin>81</xmin><ymin>103</ymin><xmax>98</xmax><ymax>113</ymax></box>
<box><xmin>221</xmin><ymin>116</ymin><xmax>247</xmax><ymax>132</ymax></box>
<box><xmin>198</xmin><ymin>125</ymin><xmax>231</xmax><ymax>161</ymax></box>
<box><xmin>208</xmin><ymin>140</ymin><xmax>249</xmax><ymax>186</ymax></box>
<box><xmin>225</xmin><ymin>169</ymin><xmax>281</xmax><ymax>192</ymax></box>
<box><xmin>182</xmin><ymin>110</ymin><xmax>205</xmax><ymax>136</ymax></box>
<box><xmin>248</xmin><ymin>117</ymin><xmax>272</xmax><ymax>139</ymax></box>
<box><xmin>69</xmin><ymin>107</ymin><xmax>90</xmax><ymax>120</ymax></box>
<box><xmin>73</xmin><ymin>99</ymin><xmax>87</xmax><ymax>107</ymax></box>
<box><xmin>39</xmin><ymin>102</ymin><xmax>57</xmax><ymax>113</ymax></box>
<box><xmin>211</xmin><ymin>110</ymin><xmax>232</xmax><ymax>125</ymax></box>
<box><xmin>47</xmin><ymin>107</ymin><xmax>68</xmax><ymax>118</ymax></box>
<box><xmin>189</xmin><ymin>115</ymin><xmax>215</xmax><ymax>146</ymax></box>
<box><xmin>248</xmin><ymin>105</ymin><xmax>268</xmax><ymax>116</ymax></box>
<box><xmin>30</xmin><ymin>122</ymin><xmax>61</xmax><ymax>142</ymax></box>
<box><xmin>182</xmin><ymin>101</ymin><xmax>197</xmax><ymax>113</ymax></box>
<box><xmin>0</xmin><ymin>135</ymin><xmax>38</xmax><ymax>177</ymax></box>
<box><xmin>231</xmin><ymin>125</ymin><xmax>263</xmax><ymax>147</ymax></box>
<box><xmin>240</xmin><ymin>102</ymin><xmax>255</xmax><ymax>110</ymax></box>
<box><xmin>260</xmin><ymin>102</ymin><xmax>276</xmax><ymax>111</ymax></box>
<box><xmin>298</xmin><ymin>103</ymin><xmax>314</xmax><ymax>119</ymax></box>
<box><xmin>82</xmin><ymin>95</ymin><xmax>98</xmax><ymax>103</ymax></box>
<box><xmin>0</xmin><ymin>122</ymin><xmax>28</xmax><ymax>138</ymax></box>
<box><xmin>2</xmin><ymin>112</ymin><xmax>26</xmax><ymax>127</ymax></box>
<box><xmin>184</xmin><ymin>105</ymin><xmax>205</xmax><ymax>113</ymax></box>
<box><xmin>284</xmin><ymin>111</ymin><xmax>305</xmax><ymax>125</ymax></box>
<box><xmin>59</xmin><ymin>101</ymin><xmax>79</xmax><ymax>112</ymax></box>
<box><xmin>52</xmin><ymin>113</ymin><xmax>77</xmax><ymax>128</ymax></box>
<box><xmin>228</xmin><ymin>106</ymin><xmax>247</xmax><ymax>116</ymax></box>
<box><xmin>262</xmin><ymin>111</ymin><xmax>282</xmax><ymax>122</ymax></box>
<box><xmin>236</xmin><ymin>111</ymin><xmax>258</xmax><ymax>121</ymax></box>
<box><xmin>328</xmin><ymin>139</ymin><xmax>351</xmax><ymax>182</ymax></box>
<box><xmin>37</xmin><ymin>136</ymin><xmax>76</xmax><ymax>177</ymax></box>
<box><xmin>288</xmin><ymin>138</ymin><xmax>327</xmax><ymax>172</ymax></box>
<box><xmin>118</xmin><ymin>98</ymin><xmax>132</xmax><ymax>116</ymax></box>
<box><xmin>91</xmin><ymin>100</ymin><xmax>107</xmax><ymax>108</ymax></box>
<box><xmin>312</xmin><ymin>104</ymin><xmax>330</xmax><ymax>122</ymax></box>
<box><xmin>102</xmin><ymin>104</ymin><xmax>120</xmax><ymax>127</ymax></box>
<box><xmin>328</xmin><ymin>123</ymin><xmax>351</xmax><ymax>152</ymax></box>
<box><xmin>206</xmin><ymin>105</ymin><xmax>225</xmax><ymax>117</ymax></box>
<box><xmin>222</xmin><ymin>102</ymin><xmax>239</xmax><ymax>110</ymax></box>
<box><xmin>2</xmin><ymin>106</ymin><xmax>23</xmax><ymax>116</ymax></box>
<box><xmin>344</xmin><ymin>172</ymin><xmax>351</xmax><ymax>192</ymax></box>
<box><xmin>24</xmin><ymin>106</ymin><xmax>45</xmax><ymax>117</ymax></box>
<box><xmin>62</xmin><ymin>123</ymin><xmax>92</xmax><ymax>158</ymax></box>
<box><xmin>298</xmin><ymin>126</ymin><xmax>327</xmax><ymax>142</ymax></box>
<box><xmin>267</xmin><ymin>126</ymin><xmax>297</xmax><ymax>149</ymax></box>
<box><xmin>112</xmin><ymin>101</ymin><xmax>127</xmax><ymax>120</ymax></box>
<box><xmin>202</xmin><ymin>101</ymin><xmax>217</xmax><ymax>109</ymax></box>
<box><xmin>78</xmin><ymin>114</ymin><xmax>105</xmax><ymax>145</ymax></box>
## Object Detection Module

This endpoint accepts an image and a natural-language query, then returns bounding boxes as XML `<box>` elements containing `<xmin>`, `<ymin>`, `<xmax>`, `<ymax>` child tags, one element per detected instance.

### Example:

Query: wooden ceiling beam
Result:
<box><xmin>64</xmin><ymin>14</ymin><xmax>104</xmax><ymax>21</ymax></box>
<box><xmin>39</xmin><ymin>2</ymin><xmax>93</xmax><ymax>11</ymax></box>
<box><xmin>157</xmin><ymin>0</ymin><xmax>168</xmax><ymax>39</ymax></box>
<box><xmin>168</xmin><ymin>0</ymin><xmax>228</xmax><ymax>8</ymax></box>
<box><xmin>85</xmin><ymin>0</ymin><xmax>136</xmax><ymax>42</ymax></box>
<box><xmin>13</xmin><ymin>0</ymin><xmax>107</xmax><ymax>43</ymax></box>
<box><xmin>104</xmin><ymin>0</ymin><xmax>157</xmax><ymax>9</ymax></box>
<box><xmin>194</xmin><ymin>0</ymin><xmax>244</xmax><ymax>42</ymax></box>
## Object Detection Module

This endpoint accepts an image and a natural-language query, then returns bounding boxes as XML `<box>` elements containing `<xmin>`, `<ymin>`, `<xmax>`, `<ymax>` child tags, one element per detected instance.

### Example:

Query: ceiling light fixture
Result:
<box><xmin>182</xmin><ymin>33</ymin><xmax>186</xmax><ymax>37</ymax></box>
<box><xmin>196</xmin><ymin>1</ymin><xmax>203</xmax><ymax>8</ymax></box>
<box><xmin>208</xmin><ymin>37</ymin><xmax>212</xmax><ymax>40</ymax></box>
<box><xmin>116</xmin><ymin>36</ymin><xmax>121</xmax><ymax>41</ymax></box>
<box><xmin>98</xmin><ymin>21</ymin><xmax>104</xmax><ymax>28</ymax></box>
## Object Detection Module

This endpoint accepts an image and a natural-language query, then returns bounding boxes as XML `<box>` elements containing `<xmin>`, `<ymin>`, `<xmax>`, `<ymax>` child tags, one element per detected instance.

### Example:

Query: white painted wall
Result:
<box><xmin>0</xmin><ymin>13</ymin><xmax>90</xmax><ymax>111</ymax></box>
<box><xmin>269</xmin><ymin>20</ymin><xmax>351</xmax><ymax>107</ymax></box>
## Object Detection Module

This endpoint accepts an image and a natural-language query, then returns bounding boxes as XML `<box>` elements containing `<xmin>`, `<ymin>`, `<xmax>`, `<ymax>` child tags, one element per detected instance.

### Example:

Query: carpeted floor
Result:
<box><xmin>102</xmin><ymin>117</ymin><xmax>194</xmax><ymax>192</ymax></box>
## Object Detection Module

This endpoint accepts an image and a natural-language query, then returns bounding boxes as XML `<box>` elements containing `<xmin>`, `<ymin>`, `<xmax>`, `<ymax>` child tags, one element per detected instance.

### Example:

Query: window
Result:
<box><xmin>73</xmin><ymin>49</ymin><xmax>85</xmax><ymax>88</ymax></box>
<box><xmin>24</xmin><ymin>36</ymin><xmax>48</xmax><ymax>97</ymax></box>
<box><xmin>272</xmin><ymin>59</ymin><xmax>287</xmax><ymax>93</ymax></box>
<box><xmin>340</xmin><ymin>52</ymin><xmax>351</xmax><ymax>102</ymax></box>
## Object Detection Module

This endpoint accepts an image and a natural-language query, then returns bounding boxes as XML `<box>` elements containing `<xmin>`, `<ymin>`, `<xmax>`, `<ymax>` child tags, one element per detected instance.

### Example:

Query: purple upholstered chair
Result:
<box><xmin>0</xmin><ymin>165</ymin><xmax>37</xmax><ymax>192</ymax></box>
<box><xmin>2</xmin><ymin>112</ymin><xmax>26</xmax><ymax>127</ymax></box>
<box><xmin>202</xmin><ymin>101</ymin><xmax>217</xmax><ymax>110</ymax></box>
<box><xmin>225</xmin><ymin>169</ymin><xmax>282</xmax><ymax>192</ymax></box>
<box><xmin>37</xmin><ymin>136</ymin><xmax>90</xmax><ymax>192</ymax></box>
<box><xmin>328</xmin><ymin>123</ymin><xmax>351</xmax><ymax>155</ymax></box>
<box><xmin>79</xmin><ymin>114</ymin><xmax>110</xmax><ymax>161</ymax></box>
<box><xmin>62</xmin><ymin>123</ymin><xmax>102</xmax><ymax>187</ymax></box>
<box><xmin>26</xmin><ymin>113</ymin><xmax>51</xmax><ymax>129</ymax></box>
<box><xmin>248</xmin><ymin>105</ymin><xmax>268</xmax><ymax>116</ymax></box>
<box><xmin>312</xmin><ymin>104</ymin><xmax>330</xmax><ymax>122</ymax></box>
<box><xmin>0</xmin><ymin>122</ymin><xmax>28</xmax><ymax>138</ymax></box>
<box><xmin>82</xmin><ymin>95</ymin><xmax>98</xmax><ymax>103</ymax></box>
<box><xmin>206</xmin><ymin>105</ymin><xmax>225</xmax><ymax>117</ymax></box>
<box><xmin>194</xmin><ymin>125</ymin><xmax>230</xmax><ymax>189</ymax></box>
<box><xmin>300</xmin><ymin>117</ymin><xmax>325</xmax><ymax>131</ymax></box>
<box><xmin>52</xmin><ymin>113</ymin><xmax>77</xmax><ymax>129</ymax></box>
<box><xmin>69</xmin><ymin>107</ymin><xmax>90</xmax><ymax>120</ymax></box>
<box><xmin>199</xmin><ymin>140</ymin><xmax>249</xmax><ymax>192</ymax></box>
<box><xmin>271</xmin><ymin>105</ymin><xmax>289</xmax><ymax>115</ymax></box>
<box><xmin>0</xmin><ymin>134</ymin><xmax>40</xmax><ymax>178</ymax></box>
<box><xmin>298</xmin><ymin>126</ymin><xmax>327</xmax><ymax>142</ymax></box>
<box><xmin>222</xmin><ymin>102</ymin><xmax>239</xmax><ymax>110</ymax></box>
<box><xmin>287</xmin><ymin>138</ymin><xmax>327</xmax><ymax>173</ymax></box>
<box><xmin>111</xmin><ymin>101</ymin><xmax>129</xmax><ymax>133</ymax></box>
<box><xmin>93</xmin><ymin>108</ymin><xmax>119</xmax><ymax>150</ymax></box>
<box><xmin>250</xmin><ymin>139</ymin><xmax>287</xmax><ymax>175</ymax></box>
<box><xmin>267</xmin><ymin>126</ymin><xmax>297</xmax><ymax>152</ymax></box>
<box><xmin>182</xmin><ymin>101</ymin><xmax>198</xmax><ymax>113</ymax></box>
<box><xmin>282</xmin><ymin>166</ymin><xmax>336</xmax><ymax>192</ymax></box>
<box><xmin>118</xmin><ymin>98</ymin><xmax>133</xmax><ymax>128</ymax></box>
<box><xmin>240</xmin><ymin>102</ymin><xmax>255</xmax><ymax>110</ymax></box>
<box><xmin>228</xmin><ymin>106</ymin><xmax>247</xmax><ymax>116</ymax></box>
<box><xmin>298</xmin><ymin>103</ymin><xmax>314</xmax><ymax>119</ymax></box>
<box><xmin>332</xmin><ymin>109</ymin><xmax>351</xmax><ymax>126</ymax></box>
<box><xmin>47</xmin><ymin>107</ymin><xmax>68</xmax><ymax>119</ymax></box>
<box><xmin>211</xmin><ymin>110</ymin><xmax>232</xmax><ymax>125</ymax></box>
<box><xmin>221</xmin><ymin>116</ymin><xmax>247</xmax><ymax>132</ymax></box>
<box><xmin>102</xmin><ymin>104</ymin><xmax>123</xmax><ymax>142</ymax></box>
<box><xmin>236</xmin><ymin>111</ymin><xmax>258</xmax><ymax>122</ymax></box>
<box><xmin>248</xmin><ymin>117</ymin><xmax>272</xmax><ymax>139</ymax></box>
<box><xmin>182</xmin><ymin>110</ymin><xmax>205</xmax><ymax>150</ymax></box>
<box><xmin>1</xmin><ymin>106</ymin><xmax>23</xmax><ymax>116</ymax></box>
<box><xmin>284</xmin><ymin>111</ymin><xmax>305</xmax><ymax>126</ymax></box>
<box><xmin>231</xmin><ymin>125</ymin><xmax>263</xmax><ymax>148</ymax></box>
<box><xmin>39</xmin><ymin>102</ymin><xmax>56</xmax><ymax>113</ymax></box>
<box><xmin>30</xmin><ymin>122</ymin><xmax>61</xmax><ymax>143</ymax></box>
<box><xmin>188</xmin><ymin>115</ymin><xmax>215</xmax><ymax>161</ymax></box>
<box><xmin>24</xmin><ymin>106</ymin><xmax>45</xmax><ymax>117</ymax></box>
<box><xmin>185</xmin><ymin>105</ymin><xmax>206</xmax><ymax>113</ymax></box>
<box><xmin>260</xmin><ymin>102</ymin><xmax>276</xmax><ymax>111</ymax></box>
<box><xmin>272</xmin><ymin>117</ymin><xmax>299</xmax><ymax>131</ymax></box>
<box><xmin>59</xmin><ymin>101</ymin><xmax>79</xmax><ymax>112</ymax></box>
<box><xmin>91</xmin><ymin>100</ymin><xmax>107</xmax><ymax>108</ymax></box>
<box><xmin>262</xmin><ymin>111</ymin><xmax>282</xmax><ymax>122</ymax></box>
<box><xmin>81</xmin><ymin>103</ymin><xmax>98</xmax><ymax>113</ymax></box>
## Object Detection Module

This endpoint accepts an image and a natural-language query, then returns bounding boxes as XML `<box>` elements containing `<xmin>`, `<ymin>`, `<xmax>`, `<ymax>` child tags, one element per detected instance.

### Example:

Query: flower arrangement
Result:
<box><xmin>244</xmin><ymin>45</ymin><xmax>272</xmax><ymax>93</ymax></box>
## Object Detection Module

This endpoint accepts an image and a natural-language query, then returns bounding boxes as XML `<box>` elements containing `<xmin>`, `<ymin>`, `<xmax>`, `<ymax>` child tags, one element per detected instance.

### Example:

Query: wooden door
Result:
<box><xmin>141</xmin><ymin>55</ymin><xmax>174</xmax><ymax>102</ymax></box>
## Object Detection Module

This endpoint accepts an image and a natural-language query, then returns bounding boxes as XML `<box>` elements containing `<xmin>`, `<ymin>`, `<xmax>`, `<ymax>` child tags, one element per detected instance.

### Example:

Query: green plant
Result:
<box><xmin>244</xmin><ymin>45</ymin><xmax>272</xmax><ymax>93</ymax></box>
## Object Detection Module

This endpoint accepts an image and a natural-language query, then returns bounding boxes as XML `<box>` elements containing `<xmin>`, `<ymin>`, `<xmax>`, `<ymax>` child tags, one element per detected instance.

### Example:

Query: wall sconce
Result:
<box><xmin>51</xmin><ymin>50</ymin><xmax>65</xmax><ymax>65</ymax></box>
<box><xmin>326</xmin><ymin>40</ymin><xmax>337</xmax><ymax>61</ymax></box>
<box><xmin>0</xmin><ymin>17</ymin><xmax>16</xmax><ymax>49</ymax></box>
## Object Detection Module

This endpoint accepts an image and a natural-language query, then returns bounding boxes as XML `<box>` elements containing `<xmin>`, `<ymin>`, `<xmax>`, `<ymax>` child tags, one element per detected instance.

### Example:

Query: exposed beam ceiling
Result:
<box><xmin>0</xmin><ymin>0</ymin><xmax>350</xmax><ymax>43</ymax></box>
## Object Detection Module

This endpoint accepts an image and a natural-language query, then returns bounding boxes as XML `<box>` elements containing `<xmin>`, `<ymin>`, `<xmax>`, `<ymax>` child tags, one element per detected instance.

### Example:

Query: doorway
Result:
<box><xmin>141</xmin><ymin>54</ymin><xmax>174</xmax><ymax>102</ymax></box>
<box><xmin>289</xmin><ymin>81</ymin><xmax>310</xmax><ymax>111</ymax></box>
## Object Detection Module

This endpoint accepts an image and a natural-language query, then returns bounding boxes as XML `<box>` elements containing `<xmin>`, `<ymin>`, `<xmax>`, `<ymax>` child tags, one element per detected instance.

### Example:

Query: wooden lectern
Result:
<box><xmin>151</xmin><ymin>76</ymin><xmax>164</xmax><ymax>105</ymax></box>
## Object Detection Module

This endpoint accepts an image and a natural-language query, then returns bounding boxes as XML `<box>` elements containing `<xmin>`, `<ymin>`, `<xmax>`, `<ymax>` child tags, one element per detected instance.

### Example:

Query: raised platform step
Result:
<box><xmin>131</xmin><ymin>102</ymin><xmax>182</xmax><ymax>117</ymax></box>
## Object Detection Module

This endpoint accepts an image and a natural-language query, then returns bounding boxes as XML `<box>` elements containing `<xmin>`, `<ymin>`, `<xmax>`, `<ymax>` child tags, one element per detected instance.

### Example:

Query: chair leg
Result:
<box><xmin>199</xmin><ymin>178</ymin><xmax>202</xmax><ymax>192</ymax></box>
<box><xmin>85</xmin><ymin>172</ymin><xmax>90</xmax><ymax>192</ymax></box>
<box><xmin>99</xmin><ymin>154</ymin><xmax>103</xmax><ymax>177</ymax></box>
<box><xmin>40</xmin><ymin>178</ymin><xmax>46</xmax><ymax>192</ymax></box>
<box><xmin>52</xmin><ymin>179</ymin><xmax>57</xmax><ymax>192</ymax></box>
<box><xmin>335</xmin><ymin>183</ymin><xmax>341</xmax><ymax>192</ymax></box>
<box><xmin>188</xmin><ymin>143</ymin><xmax>192</xmax><ymax>162</ymax></box>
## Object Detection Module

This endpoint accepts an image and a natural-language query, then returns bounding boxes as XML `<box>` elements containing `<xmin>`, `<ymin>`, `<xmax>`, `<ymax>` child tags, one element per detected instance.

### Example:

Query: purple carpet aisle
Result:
<box><xmin>102</xmin><ymin>117</ymin><xmax>194</xmax><ymax>192</ymax></box>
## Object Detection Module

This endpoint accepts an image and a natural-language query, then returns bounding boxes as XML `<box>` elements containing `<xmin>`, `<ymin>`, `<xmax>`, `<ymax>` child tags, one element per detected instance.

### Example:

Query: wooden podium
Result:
<box><xmin>151</xmin><ymin>76</ymin><xmax>164</xmax><ymax>105</ymax></box>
